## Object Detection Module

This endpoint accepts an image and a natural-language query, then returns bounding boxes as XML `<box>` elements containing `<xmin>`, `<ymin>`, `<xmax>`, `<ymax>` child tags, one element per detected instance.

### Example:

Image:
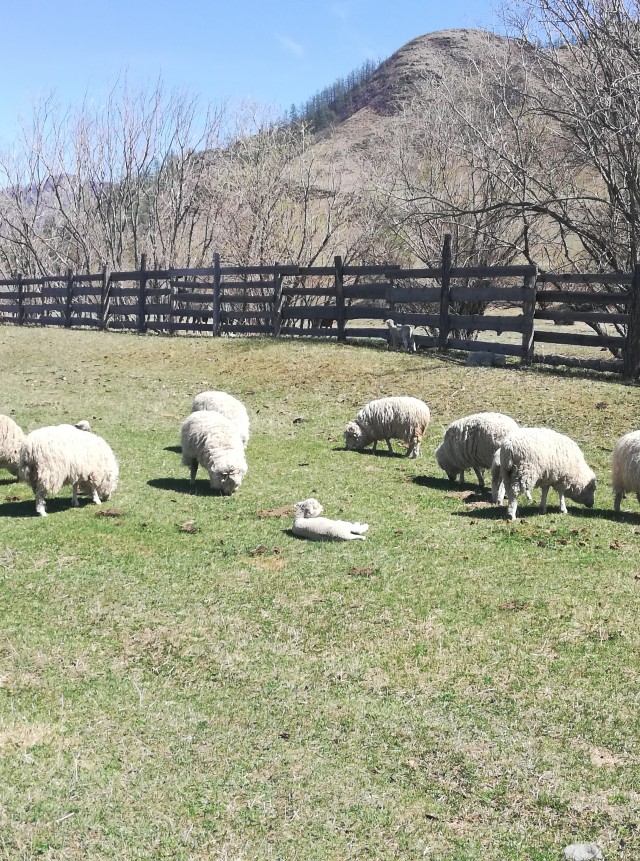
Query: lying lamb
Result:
<box><xmin>344</xmin><ymin>396</ymin><xmax>431</xmax><ymax>458</ymax></box>
<box><xmin>181</xmin><ymin>410</ymin><xmax>247</xmax><ymax>495</ymax></box>
<box><xmin>611</xmin><ymin>430</ymin><xmax>640</xmax><ymax>513</ymax></box>
<box><xmin>191</xmin><ymin>390</ymin><xmax>250</xmax><ymax>448</ymax></box>
<box><xmin>499</xmin><ymin>427</ymin><xmax>597</xmax><ymax>520</ymax></box>
<box><xmin>291</xmin><ymin>498</ymin><xmax>369</xmax><ymax>541</ymax></box>
<box><xmin>435</xmin><ymin>412</ymin><xmax>519</xmax><ymax>491</ymax></box>
<box><xmin>19</xmin><ymin>424</ymin><xmax>119</xmax><ymax>516</ymax></box>
<box><xmin>385</xmin><ymin>319</ymin><xmax>416</xmax><ymax>353</ymax></box>
<box><xmin>0</xmin><ymin>414</ymin><xmax>25</xmax><ymax>477</ymax></box>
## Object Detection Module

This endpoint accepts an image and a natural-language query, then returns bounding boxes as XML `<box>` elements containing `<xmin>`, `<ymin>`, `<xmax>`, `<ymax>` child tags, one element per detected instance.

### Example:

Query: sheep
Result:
<box><xmin>611</xmin><ymin>430</ymin><xmax>640</xmax><ymax>513</ymax></box>
<box><xmin>74</xmin><ymin>419</ymin><xmax>91</xmax><ymax>432</ymax></box>
<box><xmin>344</xmin><ymin>396</ymin><xmax>430</xmax><ymax>458</ymax></box>
<box><xmin>191</xmin><ymin>390</ymin><xmax>250</xmax><ymax>448</ymax></box>
<box><xmin>385</xmin><ymin>319</ymin><xmax>416</xmax><ymax>353</ymax></box>
<box><xmin>18</xmin><ymin>424</ymin><xmax>119</xmax><ymax>517</ymax></box>
<box><xmin>435</xmin><ymin>412</ymin><xmax>520</xmax><ymax>491</ymax></box>
<box><xmin>291</xmin><ymin>498</ymin><xmax>369</xmax><ymax>541</ymax></box>
<box><xmin>491</xmin><ymin>448</ymin><xmax>532</xmax><ymax>505</ymax></box>
<box><xmin>181</xmin><ymin>410</ymin><xmax>247</xmax><ymax>495</ymax></box>
<box><xmin>0</xmin><ymin>414</ymin><xmax>25</xmax><ymax>477</ymax></box>
<box><xmin>499</xmin><ymin>427</ymin><xmax>597</xmax><ymax>521</ymax></box>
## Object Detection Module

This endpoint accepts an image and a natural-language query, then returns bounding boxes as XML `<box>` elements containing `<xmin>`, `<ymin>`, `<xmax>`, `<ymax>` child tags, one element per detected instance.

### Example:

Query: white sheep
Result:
<box><xmin>18</xmin><ymin>424</ymin><xmax>119</xmax><ymax>516</ymax></box>
<box><xmin>191</xmin><ymin>390</ymin><xmax>250</xmax><ymax>448</ymax></box>
<box><xmin>491</xmin><ymin>448</ymin><xmax>532</xmax><ymax>505</ymax></box>
<box><xmin>385</xmin><ymin>319</ymin><xmax>416</xmax><ymax>353</ymax></box>
<box><xmin>0</xmin><ymin>414</ymin><xmax>25</xmax><ymax>477</ymax></box>
<box><xmin>181</xmin><ymin>410</ymin><xmax>247</xmax><ymax>495</ymax></box>
<box><xmin>611</xmin><ymin>430</ymin><xmax>640</xmax><ymax>513</ymax></box>
<box><xmin>435</xmin><ymin>412</ymin><xmax>519</xmax><ymax>490</ymax></box>
<box><xmin>499</xmin><ymin>427</ymin><xmax>597</xmax><ymax>521</ymax></box>
<box><xmin>291</xmin><ymin>498</ymin><xmax>369</xmax><ymax>541</ymax></box>
<box><xmin>344</xmin><ymin>396</ymin><xmax>431</xmax><ymax>458</ymax></box>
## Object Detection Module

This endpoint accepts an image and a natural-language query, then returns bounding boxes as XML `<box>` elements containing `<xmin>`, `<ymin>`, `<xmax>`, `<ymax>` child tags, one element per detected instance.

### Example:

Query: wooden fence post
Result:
<box><xmin>335</xmin><ymin>255</ymin><xmax>346</xmax><ymax>343</ymax></box>
<box><xmin>212</xmin><ymin>253</ymin><xmax>221</xmax><ymax>337</ymax></box>
<box><xmin>100</xmin><ymin>265</ymin><xmax>109</xmax><ymax>330</ymax></box>
<box><xmin>138</xmin><ymin>253</ymin><xmax>147</xmax><ymax>334</ymax></box>
<box><xmin>65</xmin><ymin>269</ymin><xmax>73</xmax><ymax>328</ymax></box>
<box><xmin>272</xmin><ymin>264</ymin><xmax>283</xmax><ymax>337</ymax></box>
<box><xmin>623</xmin><ymin>263</ymin><xmax>640</xmax><ymax>378</ymax></box>
<box><xmin>520</xmin><ymin>267</ymin><xmax>538</xmax><ymax>365</ymax></box>
<box><xmin>438</xmin><ymin>234</ymin><xmax>452</xmax><ymax>350</ymax></box>
<box><xmin>17</xmin><ymin>274</ymin><xmax>24</xmax><ymax>326</ymax></box>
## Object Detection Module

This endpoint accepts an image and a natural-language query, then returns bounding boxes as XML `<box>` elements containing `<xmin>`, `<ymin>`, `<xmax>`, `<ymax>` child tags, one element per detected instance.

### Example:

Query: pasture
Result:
<box><xmin>0</xmin><ymin>326</ymin><xmax>639</xmax><ymax>861</ymax></box>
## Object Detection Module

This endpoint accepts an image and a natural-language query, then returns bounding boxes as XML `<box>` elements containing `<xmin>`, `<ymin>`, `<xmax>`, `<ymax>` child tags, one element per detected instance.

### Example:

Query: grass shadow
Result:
<box><xmin>148</xmin><ymin>476</ymin><xmax>222</xmax><ymax>496</ymax></box>
<box><xmin>163</xmin><ymin>445</ymin><xmax>182</xmax><ymax>454</ymax></box>
<box><xmin>0</xmin><ymin>476</ymin><xmax>19</xmax><ymax>486</ymax></box>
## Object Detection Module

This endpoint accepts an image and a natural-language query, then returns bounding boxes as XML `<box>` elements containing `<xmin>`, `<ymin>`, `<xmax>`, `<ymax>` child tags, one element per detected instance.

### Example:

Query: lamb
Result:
<box><xmin>499</xmin><ymin>427</ymin><xmax>597</xmax><ymax>520</ymax></box>
<box><xmin>344</xmin><ymin>396</ymin><xmax>431</xmax><ymax>458</ymax></box>
<box><xmin>191</xmin><ymin>390</ymin><xmax>250</xmax><ymax>447</ymax></box>
<box><xmin>611</xmin><ymin>430</ymin><xmax>640</xmax><ymax>513</ymax></box>
<box><xmin>291</xmin><ymin>498</ymin><xmax>369</xmax><ymax>541</ymax></box>
<box><xmin>385</xmin><ymin>319</ymin><xmax>416</xmax><ymax>353</ymax></box>
<box><xmin>0</xmin><ymin>414</ymin><xmax>25</xmax><ymax>477</ymax></box>
<box><xmin>18</xmin><ymin>424</ymin><xmax>119</xmax><ymax>516</ymax></box>
<box><xmin>435</xmin><ymin>412</ymin><xmax>519</xmax><ymax>491</ymax></box>
<box><xmin>181</xmin><ymin>410</ymin><xmax>247</xmax><ymax>495</ymax></box>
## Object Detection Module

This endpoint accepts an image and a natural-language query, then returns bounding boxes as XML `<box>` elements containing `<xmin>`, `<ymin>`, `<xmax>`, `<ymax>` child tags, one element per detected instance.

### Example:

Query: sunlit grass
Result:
<box><xmin>0</xmin><ymin>326</ymin><xmax>639</xmax><ymax>860</ymax></box>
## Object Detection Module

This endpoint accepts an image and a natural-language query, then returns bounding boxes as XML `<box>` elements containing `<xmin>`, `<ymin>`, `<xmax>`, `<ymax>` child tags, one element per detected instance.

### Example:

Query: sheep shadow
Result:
<box><xmin>569</xmin><ymin>505</ymin><xmax>640</xmax><ymax>524</ymax></box>
<box><xmin>411</xmin><ymin>475</ymin><xmax>490</xmax><ymax>494</ymax></box>
<box><xmin>147</xmin><ymin>477</ymin><xmax>228</xmax><ymax>496</ymax></box>
<box><xmin>163</xmin><ymin>445</ymin><xmax>182</xmax><ymax>454</ymax></box>
<box><xmin>333</xmin><ymin>446</ymin><xmax>407</xmax><ymax>458</ymax></box>
<box><xmin>0</xmin><ymin>495</ymin><xmax>94</xmax><ymax>518</ymax></box>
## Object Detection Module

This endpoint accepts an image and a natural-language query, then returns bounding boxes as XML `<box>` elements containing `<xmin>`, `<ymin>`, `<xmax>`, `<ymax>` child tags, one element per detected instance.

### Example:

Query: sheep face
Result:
<box><xmin>434</xmin><ymin>443</ymin><xmax>457</xmax><ymax>481</ymax></box>
<box><xmin>295</xmin><ymin>498</ymin><xmax>324</xmax><ymax>518</ymax></box>
<box><xmin>210</xmin><ymin>466</ymin><xmax>245</xmax><ymax>496</ymax></box>
<box><xmin>344</xmin><ymin>421</ymin><xmax>367</xmax><ymax>451</ymax></box>
<box><xmin>568</xmin><ymin>475</ymin><xmax>597</xmax><ymax>508</ymax></box>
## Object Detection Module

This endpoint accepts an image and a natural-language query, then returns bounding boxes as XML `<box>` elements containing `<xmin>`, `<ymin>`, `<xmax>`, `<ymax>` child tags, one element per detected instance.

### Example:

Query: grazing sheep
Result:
<box><xmin>491</xmin><ymin>448</ymin><xmax>532</xmax><ymax>505</ymax></box>
<box><xmin>385</xmin><ymin>319</ymin><xmax>416</xmax><ymax>353</ymax></box>
<box><xmin>435</xmin><ymin>412</ymin><xmax>519</xmax><ymax>490</ymax></box>
<box><xmin>611</xmin><ymin>430</ymin><xmax>640</xmax><ymax>513</ymax></box>
<box><xmin>191</xmin><ymin>390</ymin><xmax>250</xmax><ymax>447</ymax></box>
<box><xmin>18</xmin><ymin>424</ymin><xmax>119</xmax><ymax>516</ymax></box>
<box><xmin>291</xmin><ymin>498</ymin><xmax>369</xmax><ymax>541</ymax></box>
<box><xmin>181</xmin><ymin>410</ymin><xmax>247</xmax><ymax>495</ymax></box>
<box><xmin>499</xmin><ymin>427</ymin><xmax>597</xmax><ymax>520</ymax></box>
<box><xmin>344</xmin><ymin>396</ymin><xmax>431</xmax><ymax>458</ymax></box>
<box><xmin>0</xmin><ymin>414</ymin><xmax>25</xmax><ymax>477</ymax></box>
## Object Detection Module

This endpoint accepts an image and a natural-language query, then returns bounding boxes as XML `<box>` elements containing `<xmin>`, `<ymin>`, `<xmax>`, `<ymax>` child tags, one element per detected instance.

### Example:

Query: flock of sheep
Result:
<box><xmin>2</xmin><ymin>390</ymin><xmax>640</xmax><ymax>530</ymax></box>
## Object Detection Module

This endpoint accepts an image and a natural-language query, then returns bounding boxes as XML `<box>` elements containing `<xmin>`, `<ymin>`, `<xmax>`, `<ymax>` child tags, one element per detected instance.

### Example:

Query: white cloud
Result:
<box><xmin>275</xmin><ymin>34</ymin><xmax>304</xmax><ymax>58</ymax></box>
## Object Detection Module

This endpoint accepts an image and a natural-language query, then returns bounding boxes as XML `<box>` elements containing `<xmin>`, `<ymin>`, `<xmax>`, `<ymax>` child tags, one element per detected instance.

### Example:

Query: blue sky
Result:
<box><xmin>1</xmin><ymin>0</ymin><xmax>499</xmax><ymax>140</ymax></box>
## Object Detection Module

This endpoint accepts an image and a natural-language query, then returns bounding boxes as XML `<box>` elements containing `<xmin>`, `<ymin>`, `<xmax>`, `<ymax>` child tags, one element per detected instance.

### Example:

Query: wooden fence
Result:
<box><xmin>1</xmin><ymin>239</ymin><xmax>639</xmax><ymax>378</ymax></box>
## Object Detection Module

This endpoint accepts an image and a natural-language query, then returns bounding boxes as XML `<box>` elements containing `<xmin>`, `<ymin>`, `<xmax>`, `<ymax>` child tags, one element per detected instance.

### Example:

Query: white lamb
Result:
<box><xmin>191</xmin><ymin>390</ymin><xmax>250</xmax><ymax>448</ymax></box>
<box><xmin>499</xmin><ymin>427</ymin><xmax>597</xmax><ymax>521</ymax></box>
<box><xmin>435</xmin><ymin>412</ymin><xmax>519</xmax><ymax>491</ymax></box>
<box><xmin>0</xmin><ymin>414</ymin><xmax>25</xmax><ymax>477</ymax></box>
<box><xmin>18</xmin><ymin>424</ymin><xmax>119</xmax><ymax>517</ymax></box>
<box><xmin>181</xmin><ymin>410</ymin><xmax>247</xmax><ymax>495</ymax></box>
<box><xmin>611</xmin><ymin>430</ymin><xmax>640</xmax><ymax>513</ymax></box>
<box><xmin>344</xmin><ymin>396</ymin><xmax>431</xmax><ymax>458</ymax></box>
<box><xmin>291</xmin><ymin>498</ymin><xmax>369</xmax><ymax>541</ymax></box>
<box><xmin>385</xmin><ymin>319</ymin><xmax>416</xmax><ymax>353</ymax></box>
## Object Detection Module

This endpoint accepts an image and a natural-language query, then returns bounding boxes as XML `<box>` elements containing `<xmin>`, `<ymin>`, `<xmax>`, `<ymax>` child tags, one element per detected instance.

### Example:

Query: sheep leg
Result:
<box><xmin>91</xmin><ymin>487</ymin><xmax>102</xmax><ymax>505</ymax></box>
<box><xmin>557</xmin><ymin>490</ymin><xmax>568</xmax><ymax>514</ymax></box>
<box><xmin>506</xmin><ymin>493</ymin><xmax>518</xmax><ymax>521</ymax></box>
<box><xmin>493</xmin><ymin>480</ymin><xmax>506</xmax><ymax>505</ymax></box>
<box><xmin>385</xmin><ymin>438</ymin><xmax>394</xmax><ymax>453</ymax></box>
<box><xmin>614</xmin><ymin>491</ymin><xmax>623</xmax><ymax>513</ymax></box>
<box><xmin>407</xmin><ymin>437</ymin><xmax>419</xmax><ymax>458</ymax></box>
<box><xmin>473</xmin><ymin>467</ymin><xmax>485</xmax><ymax>489</ymax></box>
<box><xmin>35</xmin><ymin>491</ymin><xmax>47</xmax><ymax>517</ymax></box>
<box><xmin>539</xmin><ymin>486</ymin><xmax>549</xmax><ymax>514</ymax></box>
<box><xmin>189</xmin><ymin>461</ymin><xmax>199</xmax><ymax>485</ymax></box>
<box><xmin>72</xmin><ymin>484</ymin><xmax>80</xmax><ymax>507</ymax></box>
<box><xmin>372</xmin><ymin>441</ymin><xmax>378</xmax><ymax>454</ymax></box>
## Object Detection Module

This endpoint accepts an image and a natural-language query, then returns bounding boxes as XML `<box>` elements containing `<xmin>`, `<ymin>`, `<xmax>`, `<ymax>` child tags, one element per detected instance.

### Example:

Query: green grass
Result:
<box><xmin>1</xmin><ymin>326</ymin><xmax>639</xmax><ymax>860</ymax></box>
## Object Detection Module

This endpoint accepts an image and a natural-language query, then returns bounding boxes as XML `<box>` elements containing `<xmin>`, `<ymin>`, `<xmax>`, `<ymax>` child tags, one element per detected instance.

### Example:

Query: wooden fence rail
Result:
<box><xmin>1</xmin><ymin>238</ymin><xmax>639</xmax><ymax>377</ymax></box>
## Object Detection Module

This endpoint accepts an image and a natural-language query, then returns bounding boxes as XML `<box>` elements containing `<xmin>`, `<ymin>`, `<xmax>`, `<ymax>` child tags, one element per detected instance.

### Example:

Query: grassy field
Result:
<box><xmin>1</xmin><ymin>326</ymin><xmax>639</xmax><ymax>861</ymax></box>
